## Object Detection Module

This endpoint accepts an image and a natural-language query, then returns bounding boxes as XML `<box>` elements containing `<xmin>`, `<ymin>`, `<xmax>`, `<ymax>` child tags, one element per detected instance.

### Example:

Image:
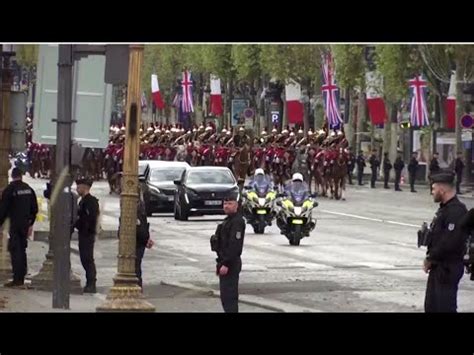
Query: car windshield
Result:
<box><xmin>149</xmin><ymin>167</ymin><xmax>185</xmax><ymax>182</ymax></box>
<box><xmin>187</xmin><ymin>170</ymin><xmax>235</xmax><ymax>184</ymax></box>
<box><xmin>138</xmin><ymin>163</ymin><xmax>148</xmax><ymax>176</ymax></box>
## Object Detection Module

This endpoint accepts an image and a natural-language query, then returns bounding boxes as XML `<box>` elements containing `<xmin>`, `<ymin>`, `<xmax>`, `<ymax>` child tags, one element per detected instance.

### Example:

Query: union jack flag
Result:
<box><xmin>321</xmin><ymin>53</ymin><xmax>343</xmax><ymax>129</ymax></box>
<box><xmin>409</xmin><ymin>75</ymin><xmax>430</xmax><ymax>127</ymax></box>
<box><xmin>181</xmin><ymin>70</ymin><xmax>194</xmax><ymax>113</ymax></box>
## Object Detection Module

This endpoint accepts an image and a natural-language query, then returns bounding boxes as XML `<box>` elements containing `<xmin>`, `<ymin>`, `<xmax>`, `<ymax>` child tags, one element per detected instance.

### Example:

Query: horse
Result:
<box><xmin>291</xmin><ymin>147</ymin><xmax>310</xmax><ymax>190</ymax></box>
<box><xmin>328</xmin><ymin>148</ymin><xmax>348</xmax><ymax>200</ymax></box>
<box><xmin>230</xmin><ymin>144</ymin><xmax>252</xmax><ymax>189</ymax></box>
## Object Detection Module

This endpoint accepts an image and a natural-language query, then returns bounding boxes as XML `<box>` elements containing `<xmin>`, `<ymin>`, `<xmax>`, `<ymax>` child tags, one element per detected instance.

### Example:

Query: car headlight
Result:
<box><xmin>149</xmin><ymin>186</ymin><xmax>161</xmax><ymax>194</ymax></box>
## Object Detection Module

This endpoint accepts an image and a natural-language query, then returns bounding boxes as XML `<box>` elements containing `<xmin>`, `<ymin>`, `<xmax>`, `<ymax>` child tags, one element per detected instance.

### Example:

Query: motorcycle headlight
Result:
<box><xmin>258</xmin><ymin>198</ymin><xmax>266</xmax><ymax>206</ymax></box>
<box><xmin>294</xmin><ymin>207</ymin><xmax>302</xmax><ymax>216</ymax></box>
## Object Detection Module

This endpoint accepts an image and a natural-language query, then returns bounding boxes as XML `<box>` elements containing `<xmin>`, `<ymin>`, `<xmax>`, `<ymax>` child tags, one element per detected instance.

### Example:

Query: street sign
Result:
<box><xmin>33</xmin><ymin>45</ymin><xmax>113</xmax><ymax>148</ymax></box>
<box><xmin>461</xmin><ymin>114</ymin><xmax>473</xmax><ymax>129</ymax></box>
<box><xmin>461</xmin><ymin>129</ymin><xmax>472</xmax><ymax>142</ymax></box>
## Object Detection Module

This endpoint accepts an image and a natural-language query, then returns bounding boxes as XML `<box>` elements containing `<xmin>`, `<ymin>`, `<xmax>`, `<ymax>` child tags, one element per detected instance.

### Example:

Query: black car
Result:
<box><xmin>174</xmin><ymin>166</ymin><xmax>239</xmax><ymax>221</ymax></box>
<box><xmin>143</xmin><ymin>161</ymin><xmax>190</xmax><ymax>216</ymax></box>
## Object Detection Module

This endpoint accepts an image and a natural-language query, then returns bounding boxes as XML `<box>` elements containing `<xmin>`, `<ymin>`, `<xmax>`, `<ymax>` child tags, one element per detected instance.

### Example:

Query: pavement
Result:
<box><xmin>2</xmin><ymin>173</ymin><xmax>474</xmax><ymax>312</ymax></box>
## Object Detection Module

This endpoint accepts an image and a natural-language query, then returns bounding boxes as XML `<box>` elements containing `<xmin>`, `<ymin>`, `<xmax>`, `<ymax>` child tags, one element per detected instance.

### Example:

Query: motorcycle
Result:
<box><xmin>14</xmin><ymin>152</ymin><xmax>29</xmax><ymax>175</ymax></box>
<box><xmin>276</xmin><ymin>187</ymin><xmax>318</xmax><ymax>246</ymax></box>
<box><xmin>242</xmin><ymin>181</ymin><xmax>277</xmax><ymax>234</ymax></box>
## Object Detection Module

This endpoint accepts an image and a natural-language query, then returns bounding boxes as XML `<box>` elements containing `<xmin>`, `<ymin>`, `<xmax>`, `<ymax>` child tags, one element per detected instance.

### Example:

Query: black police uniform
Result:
<box><xmin>74</xmin><ymin>190</ymin><xmax>99</xmax><ymax>290</ymax></box>
<box><xmin>454</xmin><ymin>157</ymin><xmax>464</xmax><ymax>194</ymax></box>
<box><xmin>369</xmin><ymin>153</ymin><xmax>380</xmax><ymax>188</ymax></box>
<box><xmin>0</xmin><ymin>180</ymin><xmax>38</xmax><ymax>284</ymax></box>
<box><xmin>383</xmin><ymin>155</ymin><xmax>392</xmax><ymax>189</ymax></box>
<box><xmin>424</xmin><ymin>173</ymin><xmax>468</xmax><ymax>312</ymax></box>
<box><xmin>408</xmin><ymin>156</ymin><xmax>419</xmax><ymax>192</ymax></box>
<box><xmin>347</xmin><ymin>152</ymin><xmax>356</xmax><ymax>185</ymax></box>
<box><xmin>118</xmin><ymin>199</ymin><xmax>150</xmax><ymax>288</ymax></box>
<box><xmin>394</xmin><ymin>156</ymin><xmax>405</xmax><ymax>191</ymax></box>
<box><xmin>212</xmin><ymin>207</ymin><xmax>245</xmax><ymax>313</ymax></box>
<box><xmin>356</xmin><ymin>153</ymin><xmax>366</xmax><ymax>186</ymax></box>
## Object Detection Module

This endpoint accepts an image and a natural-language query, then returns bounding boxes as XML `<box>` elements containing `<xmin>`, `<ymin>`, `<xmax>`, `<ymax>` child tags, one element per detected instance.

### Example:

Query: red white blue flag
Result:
<box><xmin>321</xmin><ymin>53</ymin><xmax>343</xmax><ymax>129</ymax></box>
<box><xmin>409</xmin><ymin>75</ymin><xmax>430</xmax><ymax>127</ymax></box>
<box><xmin>181</xmin><ymin>70</ymin><xmax>194</xmax><ymax>113</ymax></box>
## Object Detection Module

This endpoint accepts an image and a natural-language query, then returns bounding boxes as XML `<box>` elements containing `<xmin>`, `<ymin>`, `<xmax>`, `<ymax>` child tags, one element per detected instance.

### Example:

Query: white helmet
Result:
<box><xmin>205</xmin><ymin>126</ymin><xmax>213</xmax><ymax>131</ymax></box>
<box><xmin>222</xmin><ymin>128</ymin><xmax>227</xmax><ymax>133</ymax></box>
<box><xmin>298</xmin><ymin>129</ymin><xmax>304</xmax><ymax>135</ymax></box>
<box><xmin>292</xmin><ymin>173</ymin><xmax>304</xmax><ymax>182</ymax></box>
<box><xmin>255</xmin><ymin>168</ymin><xmax>265</xmax><ymax>176</ymax></box>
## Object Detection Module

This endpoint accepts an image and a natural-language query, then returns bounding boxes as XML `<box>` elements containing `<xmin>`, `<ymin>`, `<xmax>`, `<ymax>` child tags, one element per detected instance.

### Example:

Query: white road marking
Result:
<box><xmin>320</xmin><ymin>209</ymin><xmax>419</xmax><ymax>228</ymax></box>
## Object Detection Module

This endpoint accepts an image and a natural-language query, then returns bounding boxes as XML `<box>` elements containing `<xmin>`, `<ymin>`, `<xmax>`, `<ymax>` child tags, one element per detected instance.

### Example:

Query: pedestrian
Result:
<box><xmin>356</xmin><ymin>150</ymin><xmax>366</xmax><ymax>186</ymax></box>
<box><xmin>423</xmin><ymin>171</ymin><xmax>468</xmax><ymax>312</ymax></box>
<box><xmin>73</xmin><ymin>177</ymin><xmax>99</xmax><ymax>293</ymax></box>
<box><xmin>210</xmin><ymin>193</ymin><xmax>245</xmax><ymax>313</ymax></box>
<box><xmin>454</xmin><ymin>151</ymin><xmax>464</xmax><ymax>195</ymax></box>
<box><xmin>118</xmin><ymin>189</ymin><xmax>155</xmax><ymax>290</ymax></box>
<box><xmin>394</xmin><ymin>150</ymin><xmax>405</xmax><ymax>192</ymax></box>
<box><xmin>383</xmin><ymin>152</ymin><xmax>392</xmax><ymax>189</ymax></box>
<box><xmin>429</xmin><ymin>152</ymin><xmax>441</xmax><ymax>195</ymax></box>
<box><xmin>0</xmin><ymin>168</ymin><xmax>38</xmax><ymax>287</ymax></box>
<box><xmin>369</xmin><ymin>149</ymin><xmax>380</xmax><ymax>188</ymax></box>
<box><xmin>408</xmin><ymin>152</ymin><xmax>419</xmax><ymax>193</ymax></box>
<box><xmin>347</xmin><ymin>147</ymin><xmax>356</xmax><ymax>185</ymax></box>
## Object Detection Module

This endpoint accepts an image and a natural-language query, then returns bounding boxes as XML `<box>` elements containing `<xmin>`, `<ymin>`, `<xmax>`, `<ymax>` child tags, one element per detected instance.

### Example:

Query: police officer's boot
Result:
<box><xmin>84</xmin><ymin>281</ymin><xmax>97</xmax><ymax>294</ymax></box>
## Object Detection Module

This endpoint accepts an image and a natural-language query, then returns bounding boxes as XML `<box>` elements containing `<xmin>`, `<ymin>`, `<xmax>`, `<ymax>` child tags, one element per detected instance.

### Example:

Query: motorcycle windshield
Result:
<box><xmin>253</xmin><ymin>178</ymin><xmax>271</xmax><ymax>196</ymax></box>
<box><xmin>289</xmin><ymin>182</ymin><xmax>309</xmax><ymax>206</ymax></box>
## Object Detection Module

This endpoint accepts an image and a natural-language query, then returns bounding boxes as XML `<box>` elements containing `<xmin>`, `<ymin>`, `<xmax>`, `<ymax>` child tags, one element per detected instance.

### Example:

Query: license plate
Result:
<box><xmin>205</xmin><ymin>200</ymin><xmax>221</xmax><ymax>206</ymax></box>
<box><xmin>167</xmin><ymin>196</ymin><xmax>174</xmax><ymax>201</ymax></box>
<box><xmin>256</xmin><ymin>209</ymin><xmax>267</xmax><ymax>215</ymax></box>
<box><xmin>292</xmin><ymin>219</ymin><xmax>303</xmax><ymax>225</ymax></box>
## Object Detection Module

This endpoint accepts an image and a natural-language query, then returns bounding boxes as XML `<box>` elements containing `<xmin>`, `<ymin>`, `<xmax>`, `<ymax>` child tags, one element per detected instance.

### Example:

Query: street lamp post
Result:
<box><xmin>0</xmin><ymin>44</ymin><xmax>14</xmax><ymax>281</ymax></box>
<box><xmin>97</xmin><ymin>44</ymin><xmax>155</xmax><ymax>312</ymax></box>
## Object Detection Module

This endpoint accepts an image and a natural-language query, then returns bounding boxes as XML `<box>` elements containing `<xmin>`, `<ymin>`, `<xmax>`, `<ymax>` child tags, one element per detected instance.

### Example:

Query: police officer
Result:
<box><xmin>0</xmin><ymin>168</ymin><xmax>38</xmax><ymax>287</ymax></box>
<box><xmin>454</xmin><ymin>151</ymin><xmax>464</xmax><ymax>195</ymax></box>
<box><xmin>368</xmin><ymin>149</ymin><xmax>380</xmax><ymax>188</ymax></box>
<box><xmin>423</xmin><ymin>171</ymin><xmax>468</xmax><ymax>312</ymax></box>
<box><xmin>356</xmin><ymin>150</ymin><xmax>366</xmax><ymax>186</ymax></box>
<box><xmin>347</xmin><ymin>147</ymin><xmax>356</xmax><ymax>185</ymax></box>
<box><xmin>73</xmin><ymin>178</ymin><xmax>99</xmax><ymax>293</ymax></box>
<box><xmin>210</xmin><ymin>193</ymin><xmax>245</xmax><ymax>313</ymax></box>
<box><xmin>408</xmin><ymin>152</ymin><xmax>419</xmax><ymax>193</ymax></box>
<box><xmin>394</xmin><ymin>150</ymin><xmax>405</xmax><ymax>192</ymax></box>
<box><xmin>382</xmin><ymin>152</ymin><xmax>392</xmax><ymax>189</ymax></box>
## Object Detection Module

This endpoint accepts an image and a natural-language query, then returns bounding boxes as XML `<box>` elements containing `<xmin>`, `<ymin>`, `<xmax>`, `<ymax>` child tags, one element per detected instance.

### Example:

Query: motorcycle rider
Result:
<box><xmin>284</xmin><ymin>173</ymin><xmax>310</xmax><ymax>200</ymax></box>
<box><xmin>248</xmin><ymin>168</ymin><xmax>274</xmax><ymax>191</ymax></box>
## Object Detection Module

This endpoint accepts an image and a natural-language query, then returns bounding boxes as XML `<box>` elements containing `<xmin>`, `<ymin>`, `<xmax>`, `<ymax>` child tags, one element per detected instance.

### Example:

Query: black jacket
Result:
<box><xmin>408</xmin><ymin>157</ymin><xmax>419</xmax><ymax>175</ymax></box>
<box><xmin>0</xmin><ymin>180</ymin><xmax>38</xmax><ymax>230</ymax></box>
<box><xmin>347</xmin><ymin>153</ymin><xmax>356</xmax><ymax>170</ymax></box>
<box><xmin>427</xmin><ymin>196</ymin><xmax>469</xmax><ymax>264</ymax></box>
<box><xmin>214</xmin><ymin>212</ymin><xmax>245</xmax><ymax>267</ymax></box>
<box><xmin>429</xmin><ymin>158</ymin><xmax>440</xmax><ymax>175</ymax></box>
<box><xmin>383</xmin><ymin>157</ymin><xmax>392</xmax><ymax>172</ymax></box>
<box><xmin>117</xmin><ymin>200</ymin><xmax>150</xmax><ymax>247</ymax></box>
<box><xmin>455</xmin><ymin>158</ymin><xmax>465</xmax><ymax>176</ymax></box>
<box><xmin>369</xmin><ymin>154</ymin><xmax>380</xmax><ymax>170</ymax></box>
<box><xmin>74</xmin><ymin>193</ymin><xmax>99</xmax><ymax>236</ymax></box>
<box><xmin>356</xmin><ymin>155</ymin><xmax>366</xmax><ymax>169</ymax></box>
<box><xmin>394</xmin><ymin>157</ymin><xmax>405</xmax><ymax>172</ymax></box>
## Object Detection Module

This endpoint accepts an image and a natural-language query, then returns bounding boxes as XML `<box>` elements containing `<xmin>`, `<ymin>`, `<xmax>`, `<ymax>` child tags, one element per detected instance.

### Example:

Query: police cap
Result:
<box><xmin>431</xmin><ymin>171</ymin><xmax>455</xmax><ymax>185</ymax></box>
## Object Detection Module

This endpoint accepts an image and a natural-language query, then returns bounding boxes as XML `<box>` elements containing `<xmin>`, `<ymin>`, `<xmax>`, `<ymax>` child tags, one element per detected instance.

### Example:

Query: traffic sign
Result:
<box><xmin>460</xmin><ymin>114</ymin><xmax>473</xmax><ymax>129</ymax></box>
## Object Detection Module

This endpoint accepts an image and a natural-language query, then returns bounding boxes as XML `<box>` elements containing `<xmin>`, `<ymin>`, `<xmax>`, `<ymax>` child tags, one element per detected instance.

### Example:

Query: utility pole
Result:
<box><xmin>97</xmin><ymin>44</ymin><xmax>155</xmax><ymax>312</ymax></box>
<box><xmin>51</xmin><ymin>44</ymin><xmax>75</xmax><ymax>309</ymax></box>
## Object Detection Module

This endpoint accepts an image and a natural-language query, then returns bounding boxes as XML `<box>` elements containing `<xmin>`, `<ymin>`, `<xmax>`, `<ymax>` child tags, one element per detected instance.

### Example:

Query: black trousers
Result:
<box><xmin>409</xmin><ymin>173</ymin><xmax>416</xmax><ymax>191</ymax></box>
<box><xmin>136</xmin><ymin>244</ymin><xmax>146</xmax><ymax>287</ymax></box>
<box><xmin>394</xmin><ymin>170</ymin><xmax>402</xmax><ymax>190</ymax></box>
<box><xmin>8</xmin><ymin>226</ymin><xmax>29</xmax><ymax>283</ymax></box>
<box><xmin>456</xmin><ymin>173</ymin><xmax>462</xmax><ymax>193</ymax></box>
<box><xmin>357</xmin><ymin>167</ymin><xmax>364</xmax><ymax>185</ymax></box>
<box><xmin>348</xmin><ymin>168</ymin><xmax>354</xmax><ymax>185</ymax></box>
<box><xmin>78</xmin><ymin>234</ymin><xmax>97</xmax><ymax>286</ymax></box>
<box><xmin>219</xmin><ymin>258</ymin><xmax>242</xmax><ymax>313</ymax></box>
<box><xmin>424</xmin><ymin>263</ymin><xmax>464</xmax><ymax>313</ymax></box>
<box><xmin>370</xmin><ymin>169</ymin><xmax>377</xmax><ymax>187</ymax></box>
<box><xmin>383</xmin><ymin>170</ymin><xmax>390</xmax><ymax>188</ymax></box>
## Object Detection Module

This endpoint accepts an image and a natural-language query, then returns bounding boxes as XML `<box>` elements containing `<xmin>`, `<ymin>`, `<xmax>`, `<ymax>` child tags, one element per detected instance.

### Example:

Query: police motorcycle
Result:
<box><xmin>242</xmin><ymin>169</ymin><xmax>277</xmax><ymax>234</ymax></box>
<box><xmin>275</xmin><ymin>173</ymin><xmax>317</xmax><ymax>246</ymax></box>
<box><xmin>14</xmin><ymin>151</ymin><xmax>29</xmax><ymax>174</ymax></box>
